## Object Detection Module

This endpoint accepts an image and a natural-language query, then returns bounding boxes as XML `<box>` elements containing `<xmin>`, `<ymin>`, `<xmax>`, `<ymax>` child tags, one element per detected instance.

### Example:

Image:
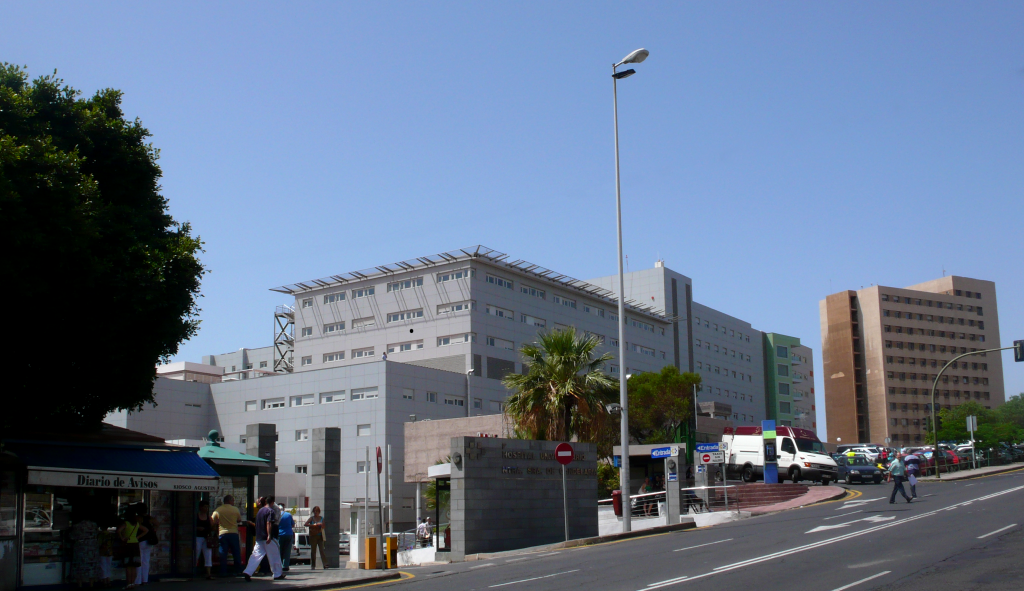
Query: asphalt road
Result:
<box><xmin>383</xmin><ymin>467</ymin><xmax>1024</xmax><ymax>591</ymax></box>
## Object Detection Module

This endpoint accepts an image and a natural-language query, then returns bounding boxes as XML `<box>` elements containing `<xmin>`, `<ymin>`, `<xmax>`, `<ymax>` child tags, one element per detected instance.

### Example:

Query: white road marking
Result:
<box><xmin>536</xmin><ymin>552</ymin><xmax>560</xmax><ymax>557</ymax></box>
<box><xmin>489</xmin><ymin>569</ymin><xmax>580</xmax><ymax>588</ymax></box>
<box><xmin>673</xmin><ymin>539</ymin><xmax>733</xmax><ymax>552</ymax></box>
<box><xmin>978</xmin><ymin>524</ymin><xmax>1018</xmax><ymax>539</ymax></box>
<box><xmin>505</xmin><ymin>557</ymin><xmax>529</xmax><ymax>563</ymax></box>
<box><xmin>807</xmin><ymin>515</ymin><xmax>894</xmax><ymax>534</ymax></box>
<box><xmin>637</xmin><ymin>484</ymin><xmax>1024</xmax><ymax>590</ymax></box>
<box><xmin>830</xmin><ymin>571</ymin><xmax>892</xmax><ymax>591</ymax></box>
<box><xmin>836</xmin><ymin>498</ymin><xmax>882</xmax><ymax>510</ymax></box>
<box><xmin>965</xmin><ymin>484</ymin><xmax>976</xmax><ymax>487</ymax></box>
<box><xmin>469</xmin><ymin>563</ymin><xmax>495</xmax><ymax>569</ymax></box>
<box><xmin>824</xmin><ymin>511</ymin><xmax>863</xmax><ymax>520</ymax></box>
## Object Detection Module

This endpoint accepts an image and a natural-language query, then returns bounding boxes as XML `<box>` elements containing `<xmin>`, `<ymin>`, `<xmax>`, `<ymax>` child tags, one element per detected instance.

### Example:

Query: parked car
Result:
<box><xmin>293</xmin><ymin>532</ymin><xmax>311</xmax><ymax>564</ymax></box>
<box><xmin>837</xmin><ymin>455</ymin><xmax>884</xmax><ymax>485</ymax></box>
<box><xmin>339</xmin><ymin>533</ymin><xmax>350</xmax><ymax>554</ymax></box>
<box><xmin>847</xmin><ymin>447</ymin><xmax>879</xmax><ymax>462</ymax></box>
<box><xmin>920</xmin><ymin>450</ymin><xmax>958</xmax><ymax>474</ymax></box>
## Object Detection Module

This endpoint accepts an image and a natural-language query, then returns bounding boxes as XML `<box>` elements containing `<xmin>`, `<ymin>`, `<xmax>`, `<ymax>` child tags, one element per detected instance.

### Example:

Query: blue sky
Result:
<box><xmin>5</xmin><ymin>2</ymin><xmax>1023</xmax><ymax>438</ymax></box>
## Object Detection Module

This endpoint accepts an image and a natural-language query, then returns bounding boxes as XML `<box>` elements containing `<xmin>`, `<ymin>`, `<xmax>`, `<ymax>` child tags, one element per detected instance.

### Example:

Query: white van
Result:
<box><xmin>722</xmin><ymin>426</ymin><xmax>837</xmax><ymax>485</ymax></box>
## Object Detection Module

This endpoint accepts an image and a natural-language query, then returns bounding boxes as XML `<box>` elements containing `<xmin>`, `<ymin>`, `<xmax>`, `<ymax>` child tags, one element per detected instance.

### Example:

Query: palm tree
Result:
<box><xmin>502</xmin><ymin>326</ymin><xmax>617</xmax><ymax>442</ymax></box>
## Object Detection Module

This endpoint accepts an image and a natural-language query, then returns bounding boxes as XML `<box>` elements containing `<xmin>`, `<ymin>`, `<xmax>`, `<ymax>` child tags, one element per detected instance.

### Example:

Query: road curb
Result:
<box><xmin>273</xmin><ymin>572</ymin><xmax>403</xmax><ymax>590</ymax></box>
<box><xmin>464</xmin><ymin>522</ymin><xmax>697</xmax><ymax>561</ymax></box>
<box><xmin>919</xmin><ymin>464</ymin><xmax>1024</xmax><ymax>482</ymax></box>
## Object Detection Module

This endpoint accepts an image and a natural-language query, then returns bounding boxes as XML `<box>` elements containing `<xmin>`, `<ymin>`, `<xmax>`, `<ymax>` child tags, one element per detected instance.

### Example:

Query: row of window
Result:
<box><xmin>886</xmin><ymin>371</ymin><xmax>988</xmax><ymax>385</ymax></box>
<box><xmin>245</xmin><ymin>387</ymin><xmax>380</xmax><ymax>410</ymax></box>
<box><xmin>884</xmin><ymin>326</ymin><xmax>986</xmax><ymax>342</ymax></box>
<box><xmin>693</xmin><ymin>317</ymin><xmax>753</xmax><ymax>343</ymax></box>
<box><xmin>304</xmin><ymin>270</ymin><xmax>476</xmax><ymax>309</ymax></box>
<box><xmin>883</xmin><ymin>310</ymin><xmax>985</xmax><ymax>325</ymax></box>
<box><xmin>885</xmin><ymin>342</ymin><xmax>988</xmax><ymax>354</ymax></box>
<box><xmin>888</xmin><ymin>387</ymin><xmax>991</xmax><ymax>399</ymax></box>
<box><xmin>886</xmin><ymin>357</ymin><xmax>989</xmax><ymax>372</ymax></box>
<box><xmin>882</xmin><ymin>290</ymin><xmax>982</xmax><ymax>304</ymax></box>
<box><xmin>694</xmin><ymin>340</ymin><xmax>754</xmax><ymax>363</ymax></box>
<box><xmin>889</xmin><ymin>394</ymin><xmax>991</xmax><ymax>412</ymax></box>
<box><xmin>695</xmin><ymin>361</ymin><xmax>755</xmax><ymax>383</ymax></box>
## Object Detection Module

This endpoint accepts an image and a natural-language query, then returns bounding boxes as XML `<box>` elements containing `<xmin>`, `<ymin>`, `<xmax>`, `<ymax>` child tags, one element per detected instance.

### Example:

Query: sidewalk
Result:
<box><xmin>153</xmin><ymin>567</ymin><xmax>401</xmax><ymax>591</ymax></box>
<box><xmin>746</xmin><ymin>485</ymin><xmax>848</xmax><ymax>516</ymax></box>
<box><xmin>918</xmin><ymin>463</ymin><xmax>1024</xmax><ymax>482</ymax></box>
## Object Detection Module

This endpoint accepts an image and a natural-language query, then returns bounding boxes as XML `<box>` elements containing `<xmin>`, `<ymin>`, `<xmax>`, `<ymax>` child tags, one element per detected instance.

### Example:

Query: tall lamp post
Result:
<box><xmin>612</xmin><ymin>47</ymin><xmax>649</xmax><ymax>534</ymax></box>
<box><xmin>929</xmin><ymin>342</ymin><xmax>1021</xmax><ymax>479</ymax></box>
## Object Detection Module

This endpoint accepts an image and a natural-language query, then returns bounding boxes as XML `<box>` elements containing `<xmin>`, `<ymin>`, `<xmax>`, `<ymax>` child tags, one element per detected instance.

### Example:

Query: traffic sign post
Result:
<box><xmin>967</xmin><ymin>416</ymin><xmax>978</xmax><ymax>470</ymax></box>
<box><xmin>555</xmin><ymin>443</ymin><xmax>573</xmax><ymax>542</ymax></box>
<box><xmin>376</xmin><ymin>446</ymin><xmax>384</xmax><ymax>568</ymax></box>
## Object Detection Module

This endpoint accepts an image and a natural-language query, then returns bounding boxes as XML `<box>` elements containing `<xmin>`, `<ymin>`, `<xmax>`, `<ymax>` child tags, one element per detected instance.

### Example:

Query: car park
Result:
<box><xmin>836</xmin><ymin>455</ymin><xmax>884</xmax><ymax>484</ymax></box>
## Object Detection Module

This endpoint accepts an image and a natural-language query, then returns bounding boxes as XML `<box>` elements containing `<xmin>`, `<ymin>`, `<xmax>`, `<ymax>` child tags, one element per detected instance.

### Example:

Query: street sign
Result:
<box><xmin>1015</xmin><ymin>340</ymin><xmax>1024</xmax><ymax>363</ymax></box>
<box><xmin>555</xmin><ymin>442</ymin><xmax>574</xmax><ymax>466</ymax></box>
<box><xmin>699</xmin><ymin>451</ymin><xmax>725</xmax><ymax>464</ymax></box>
<box><xmin>966</xmin><ymin>415</ymin><xmax>978</xmax><ymax>432</ymax></box>
<box><xmin>696</xmin><ymin>443</ymin><xmax>721</xmax><ymax>453</ymax></box>
<box><xmin>376</xmin><ymin>446</ymin><xmax>383</xmax><ymax>474</ymax></box>
<box><xmin>651</xmin><ymin>446</ymin><xmax>677</xmax><ymax>459</ymax></box>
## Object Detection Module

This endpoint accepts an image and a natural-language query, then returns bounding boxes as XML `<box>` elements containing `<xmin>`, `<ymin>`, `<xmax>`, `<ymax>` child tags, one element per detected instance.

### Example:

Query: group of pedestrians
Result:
<box><xmin>888</xmin><ymin>452</ymin><xmax>921</xmax><ymax>504</ymax></box>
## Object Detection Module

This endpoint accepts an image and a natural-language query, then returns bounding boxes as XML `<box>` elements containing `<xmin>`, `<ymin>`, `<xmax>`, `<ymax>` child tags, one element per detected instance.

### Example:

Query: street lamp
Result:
<box><xmin>612</xmin><ymin>47</ymin><xmax>648</xmax><ymax>534</ymax></box>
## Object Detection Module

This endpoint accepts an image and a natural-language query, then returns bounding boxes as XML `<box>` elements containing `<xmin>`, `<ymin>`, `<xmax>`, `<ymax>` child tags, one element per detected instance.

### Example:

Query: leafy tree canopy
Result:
<box><xmin>502</xmin><ymin>327</ymin><xmax>617</xmax><ymax>445</ymax></box>
<box><xmin>627</xmin><ymin>365</ymin><xmax>702</xmax><ymax>445</ymax></box>
<box><xmin>0</xmin><ymin>64</ymin><xmax>205</xmax><ymax>432</ymax></box>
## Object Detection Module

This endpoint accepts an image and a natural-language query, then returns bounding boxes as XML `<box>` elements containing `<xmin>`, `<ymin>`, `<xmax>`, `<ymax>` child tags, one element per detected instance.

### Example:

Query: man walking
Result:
<box><xmin>888</xmin><ymin>454</ymin><xmax>913</xmax><ymax>504</ymax></box>
<box><xmin>211</xmin><ymin>495</ymin><xmax>242</xmax><ymax>577</ymax></box>
<box><xmin>278</xmin><ymin>505</ymin><xmax>294</xmax><ymax>572</ymax></box>
<box><xmin>243</xmin><ymin>498</ymin><xmax>284</xmax><ymax>581</ymax></box>
<box><xmin>904</xmin><ymin>452</ymin><xmax>921</xmax><ymax>498</ymax></box>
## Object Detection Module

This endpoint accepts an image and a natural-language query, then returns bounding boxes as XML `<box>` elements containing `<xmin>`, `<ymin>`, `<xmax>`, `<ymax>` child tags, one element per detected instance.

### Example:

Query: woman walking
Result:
<box><xmin>117</xmin><ymin>510</ymin><xmax>149</xmax><ymax>589</ymax></box>
<box><xmin>304</xmin><ymin>506</ymin><xmax>329</xmax><ymax>569</ymax></box>
<box><xmin>133</xmin><ymin>504</ymin><xmax>158</xmax><ymax>586</ymax></box>
<box><xmin>195</xmin><ymin>501</ymin><xmax>215</xmax><ymax>580</ymax></box>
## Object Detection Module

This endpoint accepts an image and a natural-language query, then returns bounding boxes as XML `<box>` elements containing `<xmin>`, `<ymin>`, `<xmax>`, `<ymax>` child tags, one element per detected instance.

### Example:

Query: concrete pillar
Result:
<box><xmin>312</xmin><ymin>427</ymin><xmax>341</xmax><ymax>569</ymax></box>
<box><xmin>246</xmin><ymin>423</ymin><xmax>277</xmax><ymax>500</ymax></box>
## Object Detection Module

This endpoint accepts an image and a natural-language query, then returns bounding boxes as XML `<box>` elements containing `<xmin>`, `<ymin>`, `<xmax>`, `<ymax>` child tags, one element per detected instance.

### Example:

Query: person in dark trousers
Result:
<box><xmin>278</xmin><ymin>505</ymin><xmax>294</xmax><ymax>572</ymax></box>
<box><xmin>211</xmin><ymin>495</ymin><xmax>242</xmax><ymax>577</ymax></box>
<box><xmin>888</xmin><ymin>454</ymin><xmax>913</xmax><ymax>504</ymax></box>
<box><xmin>904</xmin><ymin>452</ymin><xmax>921</xmax><ymax>498</ymax></box>
<box><xmin>133</xmin><ymin>503</ymin><xmax>158</xmax><ymax>586</ymax></box>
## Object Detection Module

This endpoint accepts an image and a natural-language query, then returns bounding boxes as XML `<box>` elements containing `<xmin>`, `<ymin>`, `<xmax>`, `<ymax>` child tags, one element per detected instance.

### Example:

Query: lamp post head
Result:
<box><xmin>618</xmin><ymin>48</ymin><xmax>649</xmax><ymax>66</ymax></box>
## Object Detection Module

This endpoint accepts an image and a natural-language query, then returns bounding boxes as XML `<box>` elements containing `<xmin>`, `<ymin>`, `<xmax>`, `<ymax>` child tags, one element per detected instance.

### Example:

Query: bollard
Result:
<box><xmin>364</xmin><ymin>536</ymin><xmax>378</xmax><ymax>570</ymax></box>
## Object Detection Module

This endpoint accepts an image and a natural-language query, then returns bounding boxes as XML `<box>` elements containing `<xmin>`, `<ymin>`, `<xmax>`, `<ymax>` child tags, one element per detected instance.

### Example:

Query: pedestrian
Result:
<box><xmin>69</xmin><ymin>517</ymin><xmax>99</xmax><ymax>587</ymax></box>
<box><xmin>134</xmin><ymin>503</ymin><xmax>158</xmax><ymax>586</ymax></box>
<box><xmin>257</xmin><ymin>496</ymin><xmax>278</xmax><ymax>576</ymax></box>
<box><xmin>638</xmin><ymin>477</ymin><xmax>654</xmax><ymax>517</ymax></box>
<box><xmin>424</xmin><ymin>517</ymin><xmax>433</xmax><ymax>547</ymax></box>
<box><xmin>904</xmin><ymin>452</ymin><xmax>921</xmax><ymax>498</ymax></box>
<box><xmin>888</xmin><ymin>454</ymin><xmax>913</xmax><ymax>504</ymax></box>
<box><xmin>243</xmin><ymin>497</ymin><xmax>284</xmax><ymax>581</ymax></box>
<box><xmin>211</xmin><ymin>495</ymin><xmax>242</xmax><ymax>577</ymax></box>
<box><xmin>416</xmin><ymin>518</ymin><xmax>429</xmax><ymax>548</ymax></box>
<box><xmin>278</xmin><ymin>505</ymin><xmax>294</xmax><ymax>572</ymax></box>
<box><xmin>117</xmin><ymin>510</ymin><xmax>149</xmax><ymax>589</ymax></box>
<box><xmin>304</xmin><ymin>506</ymin><xmax>329</xmax><ymax>569</ymax></box>
<box><xmin>195</xmin><ymin>501</ymin><xmax>215</xmax><ymax>580</ymax></box>
<box><xmin>98</xmin><ymin>525</ymin><xmax>114</xmax><ymax>587</ymax></box>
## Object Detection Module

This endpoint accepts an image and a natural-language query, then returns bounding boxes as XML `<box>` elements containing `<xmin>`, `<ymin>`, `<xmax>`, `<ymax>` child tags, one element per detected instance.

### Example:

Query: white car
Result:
<box><xmin>849</xmin><ymin>447</ymin><xmax>879</xmax><ymax>461</ymax></box>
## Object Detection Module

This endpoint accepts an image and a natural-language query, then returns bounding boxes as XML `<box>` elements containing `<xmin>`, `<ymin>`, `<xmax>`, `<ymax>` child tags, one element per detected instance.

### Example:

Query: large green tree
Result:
<box><xmin>502</xmin><ymin>327</ymin><xmax>617</xmax><ymax>443</ymax></box>
<box><xmin>626</xmin><ymin>365</ymin><xmax>702</xmax><ymax>444</ymax></box>
<box><xmin>0</xmin><ymin>65</ymin><xmax>205</xmax><ymax>432</ymax></box>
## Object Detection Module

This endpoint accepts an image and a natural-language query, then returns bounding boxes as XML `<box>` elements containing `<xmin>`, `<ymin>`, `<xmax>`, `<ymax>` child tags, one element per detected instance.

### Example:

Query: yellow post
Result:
<box><xmin>386</xmin><ymin>536</ymin><xmax>398</xmax><ymax>569</ymax></box>
<box><xmin>364</xmin><ymin>536</ymin><xmax>378</xmax><ymax>569</ymax></box>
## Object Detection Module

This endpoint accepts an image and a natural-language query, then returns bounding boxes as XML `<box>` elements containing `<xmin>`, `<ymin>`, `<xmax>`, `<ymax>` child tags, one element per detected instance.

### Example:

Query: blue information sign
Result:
<box><xmin>651</xmin><ymin>447</ymin><xmax>673</xmax><ymax>459</ymax></box>
<box><xmin>695</xmin><ymin>443</ymin><xmax>722</xmax><ymax>453</ymax></box>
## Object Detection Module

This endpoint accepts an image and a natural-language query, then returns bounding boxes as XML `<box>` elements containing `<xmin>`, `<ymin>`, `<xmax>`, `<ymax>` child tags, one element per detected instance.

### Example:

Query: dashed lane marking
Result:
<box><xmin>829</xmin><ymin>571</ymin><xmax>891</xmax><ymax>591</ymax></box>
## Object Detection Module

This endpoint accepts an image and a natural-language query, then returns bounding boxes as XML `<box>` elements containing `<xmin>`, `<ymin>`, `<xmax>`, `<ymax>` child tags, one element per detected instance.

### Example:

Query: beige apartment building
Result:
<box><xmin>820</xmin><ymin>276</ymin><xmax>1004</xmax><ymax>445</ymax></box>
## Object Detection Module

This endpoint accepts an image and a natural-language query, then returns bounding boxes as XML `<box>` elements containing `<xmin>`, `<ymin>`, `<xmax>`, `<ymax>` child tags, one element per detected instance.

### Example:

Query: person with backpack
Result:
<box><xmin>888</xmin><ymin>454</ymin><xmax>913</xmax><ymax>504</ymax></box>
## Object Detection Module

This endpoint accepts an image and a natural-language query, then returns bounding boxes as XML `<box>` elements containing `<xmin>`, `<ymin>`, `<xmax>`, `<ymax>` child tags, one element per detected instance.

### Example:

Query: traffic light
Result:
<box><xmin>1015</xmin><ymin>340</ymin><xmax>1024</xmax><ymax>363</ymax></box>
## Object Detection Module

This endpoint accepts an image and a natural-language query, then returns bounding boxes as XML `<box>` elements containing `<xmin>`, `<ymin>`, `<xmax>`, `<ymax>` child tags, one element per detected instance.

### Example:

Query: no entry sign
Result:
<box><xmin>376</xmin><ymin>446</ymin><xmax>383</xmax><ymax>474</ymax></box>
<box><xmin>555</xmin><ymin>442</ymin><xmax>574</xmax><ymax>466</ymax></box>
